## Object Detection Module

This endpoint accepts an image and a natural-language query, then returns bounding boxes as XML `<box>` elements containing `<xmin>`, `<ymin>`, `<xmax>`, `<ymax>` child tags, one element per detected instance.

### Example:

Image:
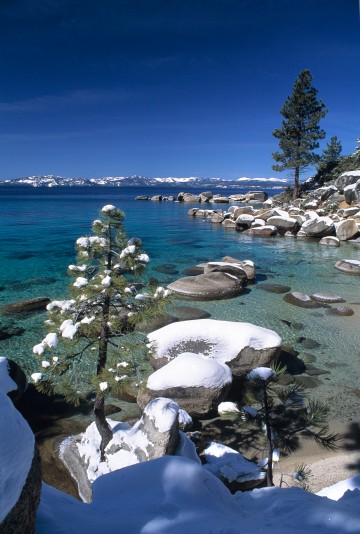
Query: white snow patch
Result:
<box><xmin>147</xmin><ymin>352</ymin><xmax>232</xmax><ymax>390</ymax></box>
<box><xmin>218</xmin><ymin>401</ymin><xmax>240</xmax><ymax>414</ymax></box>
<box><xmin>203</xmin><ymin>441</ymin><xmax>265</xmax><ymax>483</ymax></box>
<box><xmin>317</xmin><ymin>475</ymin><xmax>360</xmax><ymax>501</ymax></box>
<box><xmin>73</xmin><ymin>276</ymin><xmax>88</xmax><ymax>288</ymax></box>
<box><xmin>60</xmin><ymin>319</ymin><xmax>80</xmax><ymax>339</ymax></box>
<box><xmin>147</xmin><ymin>319</ymin><xmax>282</xmax><ymax>364</ymax></box>
<box><xmin>143</xmin><ymin>397</ymin><xmax>179</xmax><ymax>433</ymax></box>
<box><xmin>248</xmin><ymin>367</ymin><xmax>276</xmax><ymax>381</ymax></box>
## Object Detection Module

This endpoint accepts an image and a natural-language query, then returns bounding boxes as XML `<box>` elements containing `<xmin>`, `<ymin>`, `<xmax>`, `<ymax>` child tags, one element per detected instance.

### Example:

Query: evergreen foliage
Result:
<box><xmin>31</xmin><ymin>205</ymin><xmax>170</xmax><ymax>459</ymax></box>
<box><xmin>272</xmin><ymin>70</ymin><xmax>327</xmax><ymax>200</ymax></box>
<box><xmin>240</xmin><ymin>365</ymin><xmax>341</xmax><ymax>487</ymax></box>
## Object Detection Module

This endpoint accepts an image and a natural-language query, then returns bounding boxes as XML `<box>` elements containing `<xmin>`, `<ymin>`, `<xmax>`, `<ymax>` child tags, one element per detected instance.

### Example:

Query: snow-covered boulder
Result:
<box><xmin>0</xmin><ymin>390</ymin><xmax>41</xmax><ymax>534</ymax></box>
<box><xmin>335</xmin><ymin>259</ymin><xmax>360</xmax><ymax>275</ymax></box>
<box><xmin>147</xmin><ymin>319</ymin><xmax>282</xmax><ymax>377</ymax></box>
<box><xmin>334</xmin><ymin>170</ymin><xmax>360</xmax><ymax>192</ymax></box>
<box><xmin>301</xmin><ymin>216</ymin><xmax>334</xmax><ymax>237</ymax></box>
<box><xmin>203</xmin><ymin>261</ymin><xmax>248</xmax><ymax>281</ymax></box>
<box><xmin>335</xmin><ymin>219</ymin><xmax>359</xmax><ymax>241</ymax></box>
<box><xmin>62</xmin><ymin>398</ymin><xmax>181</xmax><ymax>502</ymax></box>
<box><xmin>221</xmin><ymin>256</ymin><xmax>256</xmax><ymax>280</ymax></box>
<box><xmin>137</xmin><ymin>353</ymin><xmax>232</xmax><ymax>417</ymax></box>
<box><xmin>203</xmin><ymin>441</ymin><xmax>265</xmax><ymax>491</ymax></box>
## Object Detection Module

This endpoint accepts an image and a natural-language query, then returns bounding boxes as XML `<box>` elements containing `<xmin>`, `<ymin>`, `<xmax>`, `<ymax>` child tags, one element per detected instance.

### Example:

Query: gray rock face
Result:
<box><xmin>183</xmin><ymin>193</ymin><xmax>200</xmax><ymax>202</ymax></box>
<box><xmin>138</xmin><ymin>353</ymin><xmax>232</xmax><ymax>418</ymax></box>
<box><xmin>335</xmin><ymin>219</ymin><xmax>359</xmax><ymax>241</ymax></box>
<box><xmin>167</xmin><ymin>271</ymin><xmax>245</xmax><ymax>300</ymax></box>
<box><xmin>326</xmin><ymin>305</ymin><xmax>354</xmax><ymax>316</ymax></box>
<box><xmin>266</xmin><ymin>216</ymin><xmax>299</xmax><ymax>233</ymax></box>
<box><xmin>199</xmin><ymin>191</ymin><xmax>213</xmax><ymax>202</ymax></box>
<box><xmin>235</xmin><ymin>214</ymin><xmax>255</xmax><ymax>229</ymax></box>
<box><xmin>211</xmin><ymin>195</ymin><xmax>229</xmax><ymax>203</ymax></box>
<box><xmin>243</xmin><ymin>225</ymin><xmax>278</xmax><ymax>237</ymax></box>
<box><xmin>335</xmin><ymin>259</ymin><xmax>360</xmax><ymax>275</ymax></box>
<box><xmin>334</xmin><ymin>171</ymin><xmax>360</xmax><ymax>192</ymax></box>
<box><xmin>0</xmin><ymin>297</ymin><xmax>51</xmax><ymax>316</ymax></box>
<box><xmin>301</xmin><ymin>216</ymin><xmax>334</xmax><ymax>237</ymax></box>
<box><xmin>319</xmin><ymin>236</ymin><xmax>340</xmax><ymax>247</ymax></box>
<box><xmin>204</xmin><ymin>262</ymin><xmax>248</xmax><ymax>281</ymax></box>
<box><xmin>147</xmin><ymin>319</ymin><xmax>282</xmax><ymax>377</ymax></box>
<box><xmin>221</xmin><ymin>256</ymin><xmax>256</xmax><ymax>280</ymax></box>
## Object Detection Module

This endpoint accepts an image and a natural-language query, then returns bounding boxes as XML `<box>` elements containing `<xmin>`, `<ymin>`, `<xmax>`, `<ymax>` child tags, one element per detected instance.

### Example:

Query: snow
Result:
<box><xmin>101</xmin><ymin>204</ymin><xmax>116</xmax><ymax>212</ymax></box>
<box><xmin>203</xmin><ymin>441</ymin><xmax>265</xmax><ymax>484</ymax></box>
<box><xmin>60</xmin><ymin>319</ymin><xmax>80</xmax><ymax>339</ymax></box>
<box><xmin>36</xmin><ymin>454</ymin><xmax>360</xmax><ymax>534</ymax></box>
<box><xmin>340</xmin><ymin>170</ymin><xmax>360</xmax><ymax>177</ymax></box>
<box><xmin>120</xmin><ymin>244</ymin><xmax>136</xmax><ymax>258</ymax></box>
<box><xmin>146</xmin><ymin>352</ymin><xmax>232</xmax><ymax>390</ymax></box>
<box><xmin>0</xmin><ymin>357</ymin><xmax>17</xmax><ymax>394</ymax></box>
<box><xmin>46</xmin><ymin>299</ymin><xmax>75</xmax><ymax>312</ymax></box>
<box><xmin>137</xmin><ymin>253</ymin><xmax>150</xmax><ymax>263</ymax></box>
<box><xmin>218</xmin><ymin>401</ymin><xmax>240</xmax><ymax>414</ymax></box>
<box><xmin>248</xmin><ymin>366</ymin><xmax>276</xmax><ymax>381</ymax></box>
<box><xmin>317</xmin><ymin>475</ymin><xmax>360</xmax><ymax>501</ymax></box>
<box><xmin>147</xmin><ymin>319</ymin><xmax>282</xmax><ymax>364</ymax></box>
<box><xmin>43</xmin><ymin>333</ymin><xmax>58</xmax><ymax>348</ymax></box>
<box><xmin>31</xmin><ymin>372</ymin><xmax>43</xmax><ymax>383</ymax></box>
<box><xmin>101</xmin><ymin>275</ymin><xmax>111</xmax><ymax>286</ymax></box>
<box><xmin>143</xmin><ymin>397</ymin><xmax>179</xmax><ymax>433</ymax></box>
<box><xmin>73</xmin><ymin>276</ymin><xmax>88</xmax><ymax>288</ymax></box>
<box><xmin>99</xmin><ymin>382</ymin><xmax>108</xmax><ymax>391</ymax></box>
<box><xmin>41</xmin><ymin>361</ymin><xmax>51</xmax><ymax>368</ymax></box>
<box><xmin>0</xmin><ymin>390</ymin><xmax>34</xmax><ymax>523</ymax></box>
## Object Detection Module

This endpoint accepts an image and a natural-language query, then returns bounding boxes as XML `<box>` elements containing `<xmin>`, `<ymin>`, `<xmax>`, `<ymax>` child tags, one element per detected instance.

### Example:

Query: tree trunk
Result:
<box><xmin>263</xmin><ymin>385</ymin><xmax>274</xmax><ymax>487</ymax></box>
<box><xmin>94</xmin><ymin>392</ymin><xmax>113</xmax><ymax>462</ymax></box>
<box><xmin>293</xmin><ymin>166</ymin><xmax>300</xmax><ymax>200</ymax></box>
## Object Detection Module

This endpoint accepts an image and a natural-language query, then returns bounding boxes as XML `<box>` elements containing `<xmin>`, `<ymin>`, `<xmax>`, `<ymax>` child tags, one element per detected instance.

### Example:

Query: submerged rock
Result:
<box><xmin>283</xmin><ymin>292</ymin><xmax>324</xmax><ymax>308</ymax></box>
<box><xmin>167</xmin><ymin>271</ymin><xmax>245</xmax><ymax>300</ymax></box>
<box><xmin>0</xmin><ymin>297</ymin><xmax>50</xmax><ymax>316</ymax></box>
<box><xmin>335</xmin><ymin>259</ymin><xmax>360</xmax><ymax>275</ymax></box>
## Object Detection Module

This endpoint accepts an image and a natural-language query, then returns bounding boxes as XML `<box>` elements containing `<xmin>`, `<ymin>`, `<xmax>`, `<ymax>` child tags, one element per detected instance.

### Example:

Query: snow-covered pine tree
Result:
<box><xmin>355</xmin><ymin>137</ymin><xmax>360</xmax><ymax>156</ymax></box>
<box><xmin>242</xmin><ymin>366</ymin><xmax>340</xmax><ymax>487</ymax></box>
<box><xmin>31</xmin><ymin>205</ymin><xmax>170</xmax><ymax>460</ymax></box>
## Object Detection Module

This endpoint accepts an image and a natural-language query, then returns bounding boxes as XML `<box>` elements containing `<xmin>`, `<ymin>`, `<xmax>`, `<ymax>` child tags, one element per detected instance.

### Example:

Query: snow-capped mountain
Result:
<box><xmin>0</xmin><ymin>174</ymin><xmax>289</xmax><ymax>190</ymax></box>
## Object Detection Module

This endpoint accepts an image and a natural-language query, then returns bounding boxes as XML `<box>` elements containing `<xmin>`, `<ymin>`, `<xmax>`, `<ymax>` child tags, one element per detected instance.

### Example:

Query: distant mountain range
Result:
<box><xmin>0</xmin><ymin>174</ymin><xmax>289</xmax><ymax>190</ymax></box>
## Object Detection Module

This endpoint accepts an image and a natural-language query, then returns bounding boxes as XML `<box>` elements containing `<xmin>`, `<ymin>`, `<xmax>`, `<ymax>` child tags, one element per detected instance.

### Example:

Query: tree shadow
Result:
<box><xmin>342</xmin><ymin>422</ymin><xmax>360</xmax><ymax>472</ymax></box>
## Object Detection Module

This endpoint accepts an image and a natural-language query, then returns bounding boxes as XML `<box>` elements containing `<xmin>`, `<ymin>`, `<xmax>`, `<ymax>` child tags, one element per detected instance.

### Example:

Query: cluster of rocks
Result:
<box><xmin>136</xmin><ymin>190</ymin><xmax>268</xmax><ymax>203</ymax></box>
<box><xmin>186</xmin><ymin>170</ymin><xmax>360</xmax><ymax>275</ymax></box>
<box><xmin>168</xmin><ymin>256</ymin><xmax>256</xmax><ymax>300</ymax></box>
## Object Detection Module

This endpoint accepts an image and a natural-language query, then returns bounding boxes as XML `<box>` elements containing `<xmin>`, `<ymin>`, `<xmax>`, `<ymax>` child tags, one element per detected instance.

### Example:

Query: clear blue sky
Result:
<box><xmin>0</xmin><ymin>0</ymin><xmax>359</xmax><ymax>180</ymax></box>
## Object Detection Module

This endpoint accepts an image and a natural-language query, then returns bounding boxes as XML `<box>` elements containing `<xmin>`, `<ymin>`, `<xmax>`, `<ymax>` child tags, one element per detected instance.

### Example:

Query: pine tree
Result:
<box><xmin>242</xmin><ymin>366</ymin><xmax>340</xmax><ymax>487</ymax></box>
<box><xmin>31</xmin><ymin>205</ymin><xmax>170</xmax><ymax>460</ymax></box>
<box><xmin>272</xmin><ymin>70</ymin><xmax>327</xmax><ymax>200</ymax></box>
<box><xmin>316</xmin><ymin>135</ymin><xmax>342</xmax><ymax>172</ymax></box>
<box><xmin>355</xmin><ymin>138</ymin><xmax>360</xmax><ymax>156</ymax></box>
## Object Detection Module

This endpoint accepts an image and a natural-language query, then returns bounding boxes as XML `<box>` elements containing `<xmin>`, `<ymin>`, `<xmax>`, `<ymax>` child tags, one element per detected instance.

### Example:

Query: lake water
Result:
<box><xmin>1</xmin><ymin>185</ymin><xmax>359</xmax><ymax>424</ymax></box>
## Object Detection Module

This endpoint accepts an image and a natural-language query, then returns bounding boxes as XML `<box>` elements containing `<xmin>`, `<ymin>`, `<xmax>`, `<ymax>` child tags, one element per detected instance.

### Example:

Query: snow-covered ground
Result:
<box><xmin>36</xmin><ymin>455</ymin><xmax>360</xmax><ymax>533</ymax></box>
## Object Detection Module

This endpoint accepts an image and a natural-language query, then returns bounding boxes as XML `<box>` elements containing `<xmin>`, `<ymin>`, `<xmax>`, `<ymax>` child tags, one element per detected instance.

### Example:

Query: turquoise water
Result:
<box><xmin>1</xmin><ymin>186</ymin><xmax>360</xmax><ymax>423</ymax></box>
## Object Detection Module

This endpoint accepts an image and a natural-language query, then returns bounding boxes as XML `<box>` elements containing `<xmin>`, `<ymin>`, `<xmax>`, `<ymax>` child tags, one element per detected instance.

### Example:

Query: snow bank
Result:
<box><xmin>36</xmin><ymin>456</ymin><xmax>360</xmax><ymax>534</ymax></box>
<box><xmin>203</xmin><ymin>441</ymin><xmax>264</xmax><ymax>484</ymax></box>
<box><xmin>0</xmin><ymin>390</ymin><xmax>34</xmax><ymax>523</ymax></box>
<box><xmin>147</xmin><ymin>352</ymin><xmax>232</xmax><ymax>390</ymax></box>
<box><xmin>0</xmin><ymin>357</ymin><xmax>17</xmax><ymax>394</ymax></box>
<box><xmin>147</xmin><ymin>319</ymin><xmax>282</xmax><ymax>363</ymax></box>
<box><xmin>317</xmin><ymin>475</ymin><xmax>360</xmax><ymax>501</ymax></box>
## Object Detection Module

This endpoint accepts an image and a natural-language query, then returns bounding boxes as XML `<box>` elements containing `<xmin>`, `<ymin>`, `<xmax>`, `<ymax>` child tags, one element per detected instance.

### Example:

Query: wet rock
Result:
<box><xmin>258</xmin><ymin>284</ymin><xmax>291</xmax><ymax>293</ymax></box>
<box><xmin>135</xmin><ymin>196</ymin><xmax>149</xmax><ymax>200</ymax></box>
<box><xmin>221</xmin><ymin>257</ymin><xmax>256</xmax><ymax>280</ymax></box>
<box><xmin>319</xmin><ymin>236</ymin><xmax>340</xmax><ymax>247</ymax></box>
<box><xmin>169</xmin><ymin>306</ymin><xmax>211</xmax><ymax>321</ymax></box>
<box><xmin>138</xmin><ymin>313</ymin><xmax>179</xmax><ymax>333</ymax></box>
<box><xmin>181</xmin><ymin>265</ymin><xmax>204</xmax><ymax>276</ymax></box>
<box><xmin>304</xmin><ymin>366</ymin><xmax>330</xmax><ymax>377</ymax></box>
<box><xmin>310</xmin><ymin>292</ymin><xmax>345</xmax><ymax>303</ymax></box>
<box><xmin>0</xmin><ymin>326</ymin><xmax>25</xmax><ymax>341</ymax></box>
<box><xmin>152</xmin><ymin>264</ymin><xmax>179</xmax><ymax>275</ymax></box>
<box><xmin>167</xmin><ymin>271</ymin><xmax>245</xmax><ymax>300</ymax></box>
<box><xmin>276</xmin><ymin>348</ymin><xmax>306</xmax><ymax>375</ymax></box>
<box><xmin>335</xmin><ymin>259</ymin><xmax>360</xmax><ymax>275</ymax></box>
<box><xmin>243</xmin><ymin>225</ymin><xmax>278</xmax><ymax>237</ymax></box>
<box><xmin>295</xmin><ymin>376</ymin><xmax>321</xmax><ymax>389</ymax></box>
<box><xmin>298</xmin><ymin>352</ymin><xmax>317</xmax><ymax>364</ymax></box>
<box><xmin>299</xmin><ymin>338</ymin><xmax>321</xmax><ymax>349</ymax></box>
<box><xmin>283</xmin><ymin>292</ymin><xmax>323</xmax><ymax>308</ymax></box>
<box><xmin>0</xmin><ymin>297</ymin><xmax>51</xmax><ymax>316</ymax></box>
<box><xmin>326</xmin><ymin>305</ymin><xmax>354</xmax><ymax>316</ymax></box>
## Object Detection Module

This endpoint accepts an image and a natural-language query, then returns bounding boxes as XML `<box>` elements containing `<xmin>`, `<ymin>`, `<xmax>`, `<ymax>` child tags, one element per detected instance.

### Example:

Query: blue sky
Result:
<box><xmin>0</xmin><ymin>0</ymin><xmax>359</xmax><ymax>180</ymax></box>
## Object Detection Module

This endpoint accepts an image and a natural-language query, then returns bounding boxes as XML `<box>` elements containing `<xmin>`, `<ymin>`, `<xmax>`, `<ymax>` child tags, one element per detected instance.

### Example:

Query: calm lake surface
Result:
<box><xmin>1</xmin><ymin>186</ymin><xmax>359</xmax><ymax>424</ymax></box>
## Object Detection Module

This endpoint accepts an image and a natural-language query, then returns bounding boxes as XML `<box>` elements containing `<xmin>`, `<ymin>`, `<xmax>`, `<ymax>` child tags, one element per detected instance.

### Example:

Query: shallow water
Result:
<box><xmin>1</xmin><ymin>186</ymin><xmax>359</xmax><ymax>424</ymax></box>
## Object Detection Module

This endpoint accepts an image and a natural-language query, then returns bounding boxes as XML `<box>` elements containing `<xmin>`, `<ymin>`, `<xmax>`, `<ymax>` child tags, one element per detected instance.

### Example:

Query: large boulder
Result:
<box><xmin>204</xmin><ymin>262</ymin><xmax>248</xmax><ymax>282</ymax></box>
<box><xmin>301</xmin><ymin>216</ymin><xmax>334</xmax><ymax>237</ymax></box>
<box><xmin>147</xmin><ymin>319</ymin><xmax>282</xmax><ymax>377</ymax></box>
<box><xmin>0</xmin><ymin>390</ymin><xmax>41</xmax><ymax>534</ymax></box>
<box><xmin>243</xmin><ymin>225</ymin><xmax>278</xmax><ymax>237</ymax></box>
<box><xmin>137</xmin><ymin>353</ymin><xmax>232</xmax><ymax>418</ymax></box>
<box><xmin>319</xmin><ymin>236</ymin><xmax>340</xmax><ymax>247</ymax></box>
<box><xmin>62</xmin><ymin>398</ymin><xmax>181</xmax><ymax>502</ymax></box>
<box><xmin>235</xmin><ymin>214</ymin><xmax>255</xmax><ymax>229</ymax></box>
<box><xmin>167</xmin><ymin>271</ymin><xmax>245</xmax><ymax>300</ymax></box>
<box><xmin>334</xmin><ymin>170</ymin><xmax>360</xmax><ymax>192</ymax></box>
<box><xmin>199</xmin><ymin>191</ymin><xmax>213</xmax><ymax>202</ymax></box>
<box><xmin>266</xmin><ymin>216</ymin><xmax>299</xmax><ymax>233</ymax></box>
<box><xmin>335</xmin><ymin>259</ymin><xmax>360</xmax><ymax>275</ymax></box>
<box><xmin>221</xmin><ymin>256</ymin><xmax>256</xmax><ymax>280</ymax></box>
<box><xmin>335</xmin><ymin>219</ymin><xmax>359</xmax><ymax>241</ymax></box>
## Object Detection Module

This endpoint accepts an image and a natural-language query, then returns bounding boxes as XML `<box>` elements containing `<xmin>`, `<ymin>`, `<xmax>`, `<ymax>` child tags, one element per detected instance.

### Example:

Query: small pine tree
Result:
<box><xmin>355</xmin><ymin>138</ymin><xmax>360</xmax><ymax>156</ymax></box>
<box><xmin>272</xmin><ymin>69</ymin><xmax>327</xmax><ymax>200</ymax></box>
<box><xmin>31</xmin><ymin>205</ymin><xmax>170</xmax><ymax>460</ymax></box>
<box><xmin>316</xmin><ymin>136</ymin><xmax>342</xmax><ymax>172</ymax></box>
<box><xmin>241</xmin><ymin>366</ymin><xmax>341</xmax><ymax>487</ymax></box>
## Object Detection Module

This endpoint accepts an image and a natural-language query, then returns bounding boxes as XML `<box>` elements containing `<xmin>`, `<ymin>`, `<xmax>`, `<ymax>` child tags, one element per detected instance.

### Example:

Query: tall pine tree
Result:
<box><xmin>31</xmin><ymin>205</ymin><xmax>170</xmax><ymax>460</ymax></box>
<box><xmin>272</xmin><ymin>70</ymin><xmax>327</xmax><ymax>199</ymax></box>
